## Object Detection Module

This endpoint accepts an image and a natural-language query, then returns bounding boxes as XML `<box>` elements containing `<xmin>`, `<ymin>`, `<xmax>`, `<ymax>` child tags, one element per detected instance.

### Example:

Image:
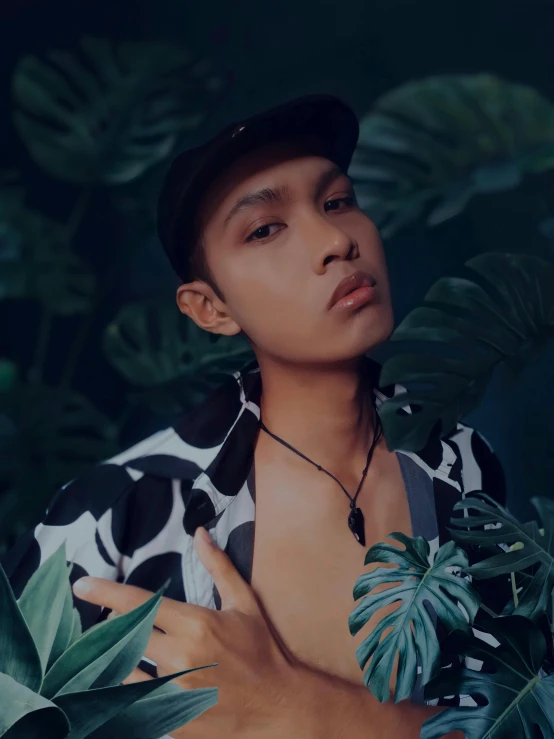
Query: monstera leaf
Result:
<box><xmin>103</xmin><ymin>298</ymin><xmax>254</xmax><ymax>416</ymax></box>
<box><xmin>378</xmin><ymin>252</ymin><xmax>554</xmax><ymax>452</ymax></box>
<box><xmin>349</xmin><ymin>533</ymin><xmax>480</xmax><ymax>703</ymax></box>
<box><xmin>12</xmin><ymin>37</ymin><xmax>226</xmax><ymax>184</ymax></box>
<box><xmin>449</xmin><ymin>493</ymin><xmax>554</xmax><ymax>622</ymax></box>
<box><xmin>350</xmin><ymin>74</ymin><xmax>554</xmax><ymax>237</ymax></box>
<box><xmin>0</xmin><ymin>184</ymin><xmax>95</xmax><ymax>314</ymax></box>
<box><xmin>421</xmin><ymin>615</ymin><xmax>554</xmax><ymax>739</ymax></box>
<box><xmin>0</xmin><ymin>383</ymin><xmax>117</xmax><ymax>547</ymax></box>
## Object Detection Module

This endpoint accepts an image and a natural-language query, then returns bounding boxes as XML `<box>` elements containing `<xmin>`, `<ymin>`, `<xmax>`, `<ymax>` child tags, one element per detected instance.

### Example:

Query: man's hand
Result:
<box><xmin>72</xmin><ymin>526</ymin><xmax>314</xmax><ymax>738</ymax></box>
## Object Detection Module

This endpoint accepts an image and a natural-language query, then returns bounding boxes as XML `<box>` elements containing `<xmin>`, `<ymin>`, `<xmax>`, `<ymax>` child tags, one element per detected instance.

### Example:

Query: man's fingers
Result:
<box><xmin>72</xmin><ymin>577</ymin><xmax>206</xmax><ymax>632</ymax></box>
<box><xmin>193</xmin><ymin>527</ymin><xmax>259</xmax><ymax>614</ymax></box>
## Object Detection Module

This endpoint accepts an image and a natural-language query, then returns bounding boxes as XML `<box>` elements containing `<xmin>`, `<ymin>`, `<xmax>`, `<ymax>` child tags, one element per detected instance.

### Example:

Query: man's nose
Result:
<box><xmin>308</xmin><ymin>214</ymin><xmax>355</xmax><ymax>271</ymax></box>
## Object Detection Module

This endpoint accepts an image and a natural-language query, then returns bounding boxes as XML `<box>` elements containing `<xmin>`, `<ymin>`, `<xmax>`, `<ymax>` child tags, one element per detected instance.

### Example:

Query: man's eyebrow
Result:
<box><xmin>222</xmin><ymin>165</ymin><xmax>348</xmax><ymax>230</ymax></box>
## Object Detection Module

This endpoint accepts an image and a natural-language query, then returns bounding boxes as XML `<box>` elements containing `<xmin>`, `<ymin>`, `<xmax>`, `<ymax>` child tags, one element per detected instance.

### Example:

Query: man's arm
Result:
<box><xmin>297</xmin><ymin>663</ymin><xmax>464</xmax><ymax>739</ymax></box>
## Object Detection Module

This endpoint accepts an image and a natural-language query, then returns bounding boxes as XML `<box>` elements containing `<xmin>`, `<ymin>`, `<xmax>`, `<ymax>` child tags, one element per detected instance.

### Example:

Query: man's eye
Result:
<box><xmin>325</xmin><ymin>195</ymin><xmax>356</xmax><ymax>212</ymax></box>
<box><xmin>246</xmin><ymin>224</ymin><xmax>281</xmax><ymax>242</ymax></box>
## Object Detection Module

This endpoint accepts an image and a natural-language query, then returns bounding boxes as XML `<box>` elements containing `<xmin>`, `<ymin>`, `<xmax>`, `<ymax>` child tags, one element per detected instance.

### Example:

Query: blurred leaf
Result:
<box><xmin>351</xmin><ymin>74</ymin><xmax>554</xmax><ymax>237</ymax></box>
<box><xmin>450</xmin><ymin>494</ymin><xmax>554</xmax><ymax>621</ymax></box>
<box><xmin>349</xmin><ymin>533</ymin><xmax>479</xmax><ymax>703</ymax></box>
<box><xmin>0</xmin><ymin>384</ymin><xmax>117</xmax><ymax>541</ymax></box>
<box><xmin>103</xmin><ymin>298</ymin><xmax>254</xmax><ymax>415</ymax></box>
<box><xmin>378</xmin><ymin>252</ymin><xmax>554</xmax><ymax>452</ymax></box>
<box><xmin>421</xmin><ymin>615</ymin><xmax>554</xmax><ymax>739</ymax></box>
<box><xmin>12</xmin><ymin>37</ymin><xmax>227</xmax><ymax>184</ymax></box>
<box><xmin>0</xmin><ymin>186</ymin><xmax>95</xmax><ymax>315</ymax></box>
<box><xmin>0</xmin><ymin>359</ymin><xmax>18</xmax><ymax>392</ymax></box>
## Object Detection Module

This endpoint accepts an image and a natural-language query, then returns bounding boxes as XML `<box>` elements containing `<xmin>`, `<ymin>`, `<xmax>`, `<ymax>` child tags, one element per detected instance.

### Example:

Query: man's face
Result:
<box><xmin>181</xmin><ymin>138</ymin><xmax>394</xmax><ymax>364</ymax></box>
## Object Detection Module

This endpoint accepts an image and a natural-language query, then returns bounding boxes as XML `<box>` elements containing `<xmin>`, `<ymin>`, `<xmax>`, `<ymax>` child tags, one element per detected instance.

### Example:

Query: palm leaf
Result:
<box><xmin>378</xmin><ymin>252</ymin><xmax>554</xmax><ymax>452</ymax></box>
<box><xmin>449</xmin><ymin>493</ymin><xmax>554</xmax><ymax>621</ymax></box>
<box><xmin>349</xmin><ymin>533</ymin><xmax>479</xmax><ymax>703</ymax></box>
<box><xmin>12</xmin><ymin>37</ymin><xmax>226</xmax><ymax>184</ymax></box>
<box><xmin>421</xmin><ymin>615</ymin><xmax>554</xmax><ymax>739</ymax></box>
<box><xmin>351</xmin><ymin>74</ymin><xmax>554</xmax><ymax>237</ymax></box>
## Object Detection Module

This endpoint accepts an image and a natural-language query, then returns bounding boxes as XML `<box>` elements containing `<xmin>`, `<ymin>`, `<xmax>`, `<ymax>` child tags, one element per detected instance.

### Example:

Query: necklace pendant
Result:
<box><xmin>348</xmin><ymin>506</ymin><xmax>366</xmax><ymax>546</ymax></box>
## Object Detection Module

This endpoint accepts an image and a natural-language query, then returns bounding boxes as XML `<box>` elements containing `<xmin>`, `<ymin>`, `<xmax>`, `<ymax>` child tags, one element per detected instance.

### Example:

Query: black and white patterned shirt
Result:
<box><xmin>1</xmin><ymin>355</ymin><xmax>506</xmax><ymax>720</ymax></box>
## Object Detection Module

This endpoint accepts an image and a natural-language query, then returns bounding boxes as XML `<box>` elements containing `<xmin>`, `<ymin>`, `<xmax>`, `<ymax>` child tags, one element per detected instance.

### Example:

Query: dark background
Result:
<box><xmin>1</xmin><ymin>0</ymin><xmax>553</xmax><ymax>548</ymax></box>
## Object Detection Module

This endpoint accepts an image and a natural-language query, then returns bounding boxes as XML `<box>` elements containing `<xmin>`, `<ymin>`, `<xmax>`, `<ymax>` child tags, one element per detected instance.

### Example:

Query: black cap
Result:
<box><xmin>156</xmin><ymin>93</ymin><xmax>360</xmax><ymax>283</ymax></box>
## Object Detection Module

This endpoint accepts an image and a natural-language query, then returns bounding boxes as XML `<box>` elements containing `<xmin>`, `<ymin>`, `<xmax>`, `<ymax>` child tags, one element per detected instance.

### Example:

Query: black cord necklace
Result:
<box><xmin>258</xmin><ymin>401</ymin><xmax>383</xmax><ymax>547</ymax></box>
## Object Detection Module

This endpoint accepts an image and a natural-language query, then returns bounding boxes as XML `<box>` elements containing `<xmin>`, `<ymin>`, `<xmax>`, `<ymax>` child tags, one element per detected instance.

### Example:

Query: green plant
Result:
<box><xmin>350</xmin><ymin>495</ymin><xmax>554</xmax><ymax>738</ymax></box>
<box><xmin>376</xmin><ymin>251</ymin><xmax>554</xmax><ymax>453</ymax></box>
<box><xmin>0</xmin><ymin>35</ymin><xmax>233</xmax><ymax>551</ymax></box>
<box><xmin>103</xmin><ymin>296</ymin><xmax>255</xmax><ymax>416</ymax></box>
<box><xmin>351</xmin><ymin>73</ymin><xmax>554</xmax><ymax>238</ymax></box>
<box><xmin>0</xmin><ymin>542</ymin><xmax>217</xmax><ymax>738</ymax></box>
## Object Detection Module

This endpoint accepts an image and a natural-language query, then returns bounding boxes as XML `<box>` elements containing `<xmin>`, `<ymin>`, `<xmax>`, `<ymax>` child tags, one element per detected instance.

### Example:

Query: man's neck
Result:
<box><xmin>256</xmin><ymin>355</ymin><xmax>378</xmax><ymax>480</ymax></box>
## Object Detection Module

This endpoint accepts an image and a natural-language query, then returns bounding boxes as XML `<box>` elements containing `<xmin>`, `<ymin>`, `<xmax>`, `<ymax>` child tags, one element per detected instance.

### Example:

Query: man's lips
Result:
<box><xmin>328</xmin><ymin>270</ymin><xmax>377</xmax><ymax>310</ymax></box>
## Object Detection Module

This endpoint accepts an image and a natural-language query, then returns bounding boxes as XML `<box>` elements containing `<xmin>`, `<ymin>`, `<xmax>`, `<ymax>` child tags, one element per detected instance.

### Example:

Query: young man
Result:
<box><xmin>1</xmin><ymin>95</ymin><xmax>505</xmax><ymax>738</ymax></box>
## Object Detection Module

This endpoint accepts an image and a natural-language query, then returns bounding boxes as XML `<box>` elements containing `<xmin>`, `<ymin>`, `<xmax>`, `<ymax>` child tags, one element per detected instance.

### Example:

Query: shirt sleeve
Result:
<box><xmin>0</xmin><ymin>462</ymin><xmax>137</xmax><ymax>632</ymax></box>
<box><xmin>466</xmin><ymin>427</ymin><xmax>507</xmax><ymax>507</ymax></box>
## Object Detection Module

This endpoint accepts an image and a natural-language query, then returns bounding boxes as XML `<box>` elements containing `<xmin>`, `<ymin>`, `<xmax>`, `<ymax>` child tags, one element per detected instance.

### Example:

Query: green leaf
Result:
<box><xmin>41</xmin><ymin>580</ymin><xmax>170</xmax><ymax>699</ymax></box>
<box><xmin>12</xmin><ymin>37</ymin><xmax>227</xmax><ymax>184</ymax></box>
<box><xmin>450</xmin><ymin>494</ymin><xmax>554</xmax><ymax>621</ymax></box>
<box><xmin>0</xmin><ymin>557</ymin><xmax>43</xmax><ymax>692</ymax></box>
<box><xmin>16</xmin><ymin>543</ymin><xmax>72</xmax><ymax>676</ymax></box>
<box><xmin>0</xmin><ymin>672</ymin><xmax>69</xmax><ymax>739</ymax></box>
<box><xmin>421</xmin><ymin>615</ymin><xmax>554</xmax><ymax>739</ymax></box>
<box><xmin>46</xmin><ymin>567</ymin><xmax>78</xmax><ymax>673</ymax></box>
<box><xmin>349</xmin><ymin>533</ymin><xmax>480</xmax><ymax>703</ymax></box>
<box><xmin>87</xmin><ymin>680</ymin><xmax>218</xmax><ymax>739</ymax></box>
<box><xmin>351</xmin><ymin>74</ymin><xmax>554</xmax><ymax>237</ymax></box>
<box><xmin>103</xmin><ymin>297</ymin><xmax>254</xmax><ymax>414</ymax></box>
<box><xmin>378</xmin><ymin>252</ymin><xmax>554</xmax><ymax>452</ymax></box>
<box><xmin>0</xmin><ymin>384</ymin><xmax>117</xmax><ymax>541</ymax></box>
<box><xmin>54</xmin><ymin>663</ymin><xmax>217</xmax><ymax>739</ymax></box>
<box><xmin>0</xmin><ymin>187</ymin><xmax>95</xmax><ymax>315</ymax></box>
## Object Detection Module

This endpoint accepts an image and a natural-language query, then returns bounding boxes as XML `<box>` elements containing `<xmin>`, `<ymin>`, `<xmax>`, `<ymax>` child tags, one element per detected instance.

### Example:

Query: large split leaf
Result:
<box><xmin>0</xmin><ymin>384</ymin><xmax>117</xmax><ymax>544</ymax></box>
<box><xmin>0</xmin><ymin>185</ymin><xmax>95</xmax><ymax>315</ymax></box>
<box><xmin>12</xmin><ymin>37</ymin><xmax>226</xmax><ymax>184</ymax></box>
<box><xmin>378</xmin><ymin>252</ymin><xmax>554</xmax><ymax>452</ymax></box>
<box><xmin>421</xmin><ymin>615</ymin><xmax>554</xmax><ymax>739</ymax></box>
<box><xmin>349</xmin><ymin>533</ymin><xmax>479</xmax><ymax>703</ymax></box>
<box><xmin>103</xmin><ymin>298</ymin><xmax>254</xmax><ymax>415</ymax></box>
<box><xmin>350</xmin><ymin>74</ymin><xmax>554</xmax><ymax>237</ymax></box>
<box><xmin>450</xmin><ymin>493</ymin><xmax>554</xmax><ymax>621</ymax></box>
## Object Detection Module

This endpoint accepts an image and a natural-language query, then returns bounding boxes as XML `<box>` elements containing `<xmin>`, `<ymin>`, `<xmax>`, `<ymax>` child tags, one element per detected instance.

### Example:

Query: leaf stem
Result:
<box><xmin>511</xmin><ymin>572</ymin><xmax>520</xmax><ymax>608</ymax></box>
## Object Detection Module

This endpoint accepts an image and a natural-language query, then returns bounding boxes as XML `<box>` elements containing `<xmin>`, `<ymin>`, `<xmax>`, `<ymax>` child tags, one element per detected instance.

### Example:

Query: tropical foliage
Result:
<box><xmin>0</xmin><ymin>542</ymin><xmax>217</xmax><ymax>738</ymax></box>
<box><xmin>350</xmin><ymin>74</ymin><xmax>554</xmax><ymax>237</ymax></box>
<box><xmin>350</xmin><ymin>494</ymin><xmax>554</xmax><ymax>738</ymax></box>
<box><xmin>377</xmin><ymin>251</ymin><xmax>554</xmax><ymax>453</ymax></box>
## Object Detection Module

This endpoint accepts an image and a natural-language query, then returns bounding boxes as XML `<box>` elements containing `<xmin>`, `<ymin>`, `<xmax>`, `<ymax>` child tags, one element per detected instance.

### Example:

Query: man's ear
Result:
<box><xmin>176</xmin><ymin>281</ymin><xmax>242</xmax><ymax>337</ymax></box>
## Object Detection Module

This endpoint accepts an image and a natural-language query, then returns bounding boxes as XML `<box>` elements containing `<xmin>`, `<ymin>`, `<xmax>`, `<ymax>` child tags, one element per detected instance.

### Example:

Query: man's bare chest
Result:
<box><xmin>249</xmin><ymin>446</ymin><xmax>413</xmax><ymax>685</ymax></box>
